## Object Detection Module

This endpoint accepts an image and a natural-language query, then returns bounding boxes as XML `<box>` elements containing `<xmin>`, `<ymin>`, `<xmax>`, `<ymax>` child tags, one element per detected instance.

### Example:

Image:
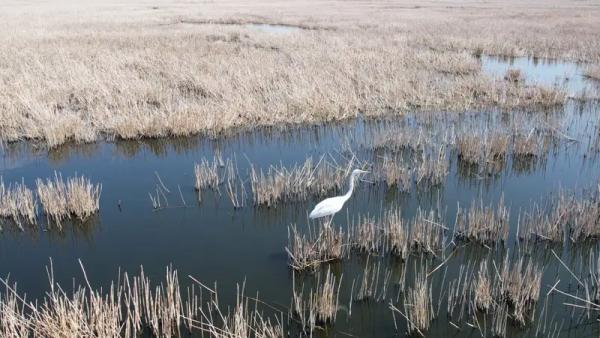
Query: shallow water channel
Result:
<box><xmin>481</xmin><ymin>55</ymin><xmax>599</xmax><ymax>97</ymax></box>
<box><xmin>1</xmin><ymin>101</ymin><xmax>600</xmax><ymax>337</ymax></box>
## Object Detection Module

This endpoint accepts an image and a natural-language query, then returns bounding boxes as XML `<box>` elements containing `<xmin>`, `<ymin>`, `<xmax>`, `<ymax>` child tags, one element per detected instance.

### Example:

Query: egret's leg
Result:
<box><xmin>326</xmin><ymin>213</ymin><xmax>335</xmax><ymax>229</ymax></box>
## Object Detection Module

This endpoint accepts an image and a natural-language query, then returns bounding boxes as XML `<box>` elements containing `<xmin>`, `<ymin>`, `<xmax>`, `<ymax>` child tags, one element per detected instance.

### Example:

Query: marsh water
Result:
<box><xmin>481</xmin><ymin>55</ymin><xmax>599</xmax><ymax>97</ymax></box>
<box><xmin>1</xmin><ymin>101</ymin><xmax>600</xmax><ymax>337</ymax></box>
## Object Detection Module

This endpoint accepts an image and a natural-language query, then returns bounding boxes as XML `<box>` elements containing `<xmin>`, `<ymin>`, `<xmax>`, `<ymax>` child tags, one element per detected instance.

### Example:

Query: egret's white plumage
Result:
<box><xmin>309</xmin><ymin>169</ymin><xmax>367</xmax><ymax>225</ymax></box>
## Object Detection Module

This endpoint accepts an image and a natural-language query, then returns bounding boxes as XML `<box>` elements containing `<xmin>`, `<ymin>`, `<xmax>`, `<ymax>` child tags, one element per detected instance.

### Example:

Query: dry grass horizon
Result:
<box><xmin>1</xmin><ymin>0</ymin><xmax>599</xmax><ymax>147</ymax></box>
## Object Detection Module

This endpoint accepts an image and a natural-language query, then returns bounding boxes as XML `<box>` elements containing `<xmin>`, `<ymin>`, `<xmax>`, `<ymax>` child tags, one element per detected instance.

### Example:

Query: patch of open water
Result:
<box><xmin>481</xmin><ymin>55</ymin><xmax>599</xmax><ymax>96</ymax></box>
<box><xmin>0</xmin><ymin>101</ymin><xmax>600</xmax><ymax>336</ymax></box>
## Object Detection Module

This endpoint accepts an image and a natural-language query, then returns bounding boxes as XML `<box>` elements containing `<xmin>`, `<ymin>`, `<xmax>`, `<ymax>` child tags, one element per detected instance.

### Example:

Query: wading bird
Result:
<box><xmin>309</xmin><ymin>169</ymin><xmax>368</xmax><ymax>227</ymax></box>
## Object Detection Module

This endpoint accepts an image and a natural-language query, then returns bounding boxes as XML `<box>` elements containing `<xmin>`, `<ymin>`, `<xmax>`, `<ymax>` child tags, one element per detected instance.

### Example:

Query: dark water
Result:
<box><xmin>1</xmin><ymin>101</ymin><xmax>600</xmax><ymax>337</ymax></box>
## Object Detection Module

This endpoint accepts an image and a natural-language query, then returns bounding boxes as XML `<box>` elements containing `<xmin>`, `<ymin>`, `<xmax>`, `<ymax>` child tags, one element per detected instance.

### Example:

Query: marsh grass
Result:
<box><xmin>0</xmin><ymin>263</ymin><xmax>283</xmax><ymax>338</ymax></box>
<box><xmin>355</xmin><ymin>257</ymin><xmax>392</xmax><ymax>302</ymax></box>
<box><xmin>376</xmin><ymin>156</ymin><xmax>412</xmax><ymax>192</ymax></box>
<box><xmin>416</xmin><ymin>147</ymin><xmax>448</xmax><ymax>187</ymax></box>
<box><xmin>292</xmin><ymin>267</ymin><xmax>341</xmax><ymax>332</ymax></box>
<box><xmin>408</xmin><ymin>209</ymin><xmax>444</xmax><ymax>255</ymax></box>
<box><xmin>0</xmin><ymin>178</ymin><xmax>37</xmax><ymax>229</ymax></box>
<box><xmin>454</xmin><ymin>197</ymin><xmax>509</xmax><ymax>245</ymax></box>
<box><xmin>250</xmin><ymin>156</ymin><xmax>353</xmax><ymax>207</ymax></box>
<box><xmin>500</xmin><ymin>256</ymin><xmax>543</xmax><ymax>326</ymax></box>
<box><xmin>390</xmin><ymin>266</ymin><xmax>433</xmax><ymax>336</ymax></box>
<box><xmin>36</xmin><ymin>172</ymin><xmax>101</xmax><ymax>227</ymax></box>
<box><xmin>286</xmin><ymin>224</ymin><xmax>346</xmax><ymax>271</ymax></box>
<box><xmin>0</xmin><ymin>0</ymin><xmax>590</xmax><ymax>147</ymax></box>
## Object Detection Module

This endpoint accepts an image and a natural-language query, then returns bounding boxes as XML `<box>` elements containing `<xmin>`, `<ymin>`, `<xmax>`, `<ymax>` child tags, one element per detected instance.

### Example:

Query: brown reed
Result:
<box><xmin>286</xmin><ymin>224</ymin><xmax>346</xmax><ymax>270</ymax></box>
<box><xmin>455</xmin><ymin>197</ymin><xmax>509</xmax><ymax>245</ymax></box>
<box><xmin>36</xmin><ymin>172</ymin><xmax>101</xmax><ymax>227</ymax></box>
<box><xmin>0</xmin><ymin>178</ymin><xmax>37</xmax><ymax>229</ymax></box>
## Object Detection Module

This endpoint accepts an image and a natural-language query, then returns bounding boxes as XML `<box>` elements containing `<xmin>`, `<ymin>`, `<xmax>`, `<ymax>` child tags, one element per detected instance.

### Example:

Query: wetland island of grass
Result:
<box><xmin>1</xmin><ymin>0</ymin><xmax>600</xmax><ymax>337</ymax></box>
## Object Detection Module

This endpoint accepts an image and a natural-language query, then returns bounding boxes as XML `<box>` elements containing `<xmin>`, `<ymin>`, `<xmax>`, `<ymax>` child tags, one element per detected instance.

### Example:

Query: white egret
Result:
<box><xmin>309</xmin><ymin>169</ymin><xmax>368</xmax><ymax>227</ymax></box>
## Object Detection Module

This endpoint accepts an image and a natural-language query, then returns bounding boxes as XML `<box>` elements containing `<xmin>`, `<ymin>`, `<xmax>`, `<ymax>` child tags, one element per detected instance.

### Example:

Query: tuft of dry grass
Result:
<box><xmin>250</xmin><ymin>157</ymin><xmax>352</xmax><ymax>207</ymax></box>
<box><xmin>416</xmin><ymin>147</ymin><xmax>448</xmax><ymax>186</ymax></box>
<box><xmin>292</xmin><ymin>267</ymin><xmax>341</xmax><ymax>332</ymax></box>
<box><xmin>36</xmin><ymin>172</ymin><xmax>101</xmax><ymax>227</ymax></box>
<box><xmin>504</xmin><ymin>68</ymin><xmax>524</xmax><ymax>84</ymax></box>
<box><xmin>286</xmin><ymin>224</ymin><xmax>345</xmax><ymax>270</ymax></box>
<box><xmin>391</xmin><ymin>268</ymin><xmax>433</xmax><ymax>336</ymax></box>
<box><xmin>383</xmin><ymin>208</ymin><xmax>409</xmax><ymax>259</ymax></box>
<box><xmin>408</xmin><ymin>209</ymin><xmax>444</xmax><ymax>255</ymax></box>
<box><xmin>0</xmin><ymin>178</ymin><xmax>37</xmax><ymax>229</ymax></box>
<box><xmin>377</xmin><ymin>156</ymin><xmax>412</xmax><ymax>192</ymax></box>
<box><xmin>500</xmin><ymin>256</ymin><xmax>543</xmax><ymax>326</ymax></box>
<box><xmin>455</xmin><ymin>197</ymin><xmax>510</xmax><ymax>245</ymax></box>
<box><xmin>473</xmin><ymin>262</ymin><xmax>493</xmax><ymax>312</ymax></box>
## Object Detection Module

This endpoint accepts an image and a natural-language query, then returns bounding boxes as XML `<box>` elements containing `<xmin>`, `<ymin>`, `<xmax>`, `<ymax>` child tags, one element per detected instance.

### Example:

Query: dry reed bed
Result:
<box><xmin>390</xmin><ymin>264</ymin><xmax>434</xmax><ymax>336</ymax></box>
<box><xmin>286</xmin><ymin>224</ymin><xmax>346</xmax><ymax>271</ymax></box>
<box><xmin>291</xmin><ymin>268</ymin><xmax>341</xmax><ymax>332</ymax></box>
<box><xmin>0</xmin><ymin>264</ymin><xmax>284</xmax><ymax>338</ymax></box>
<box><xmin>36</xmin><ymin>172</ymin><xmax>101</xmax><ymax>227</ymax></box>
<box><xmin>250</xmin><ymin>157</ymin><xmax>354</xmax><ymax>207</ymax></box>
<box><xmin>350</xmin><ymin>208</ymin><xmax>444</xmax><ymax>258</ymax></box>
<box><xmin>1</xmin><ymin>0</ymin><xmax>593</xmax><ymax>147</ymax></box>
<box><xmin>454</xmin><ymin>197</ymin><xmax>510</xmax><ymax>245</ymax></box>
<box><xmin>286</xmin><ymin>206</ymin><xmax>444</xmax><ymax>271</ymax></box>
<box><xmin>446</xmin><ymin>254</ymin><xmax>543</xmax><ymax>333</ymax></box>
<box><xmin>518</xmin><ymin>187</ymin><xmax>600</xmax><ymax>244</ymax></box>
<box><xmin>0</xmin><ymin>178</ymin><xmax>37</xmax><ymax>229</ymax></box>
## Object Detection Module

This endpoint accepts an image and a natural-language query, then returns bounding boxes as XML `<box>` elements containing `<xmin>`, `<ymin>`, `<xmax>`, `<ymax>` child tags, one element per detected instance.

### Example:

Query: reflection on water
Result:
<box><xmin>481</xmin><ymin>55</ymin><xmax>599</xmax><ymax>96</ymax></box>
<box><xmin>0</xmin><ymin>102</ymin><xmax>599</xmax><ymax>337</ymax></box>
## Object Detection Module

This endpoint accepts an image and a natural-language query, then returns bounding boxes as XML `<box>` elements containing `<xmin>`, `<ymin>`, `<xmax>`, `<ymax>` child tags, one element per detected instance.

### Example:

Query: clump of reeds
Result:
<box><xmin>500</xmin><ymin>256</ymin><xmax>543</xmax><ymax>326</ymax></box>
<box><xmin>0</xmin><ymin>263</ymin><xmax>283</xmax><ymax>338</ymax></box>
<box><xmin>383</xmin><ymin>207</ymin><xmax>409</xmax><ymax>259</ymax></box>
<box><xmin>369</xmin><ymin>126</ymin><xmax>428</xmax><ymax>154</ymax></box>
<box><xmin>286</xmin><ymin>224</ymin><xmax>346</xmax><ymax>270</ymax></box>
<box><xmin>390</xmin><ymin>268</ymin><xmax>433</xmax><ymax>336</ymax></box>
<box><xmin>473</xmin><ymin>261</ymin><xmax>493</xmax><ymax>312</ymax></box>
<box><xmin>350</xmin><ymin>214</ymin><xmax>382</xmax><ymax>254</ymax></box>
<box><xmin>518</xmin><ymin>195</ymin><xmax>570</xmax><ymax>243</ymax></box>
<box><xmin>513</xmin><ymin>133</ymin><xmax>546</xmax><ymax>159</ymax></box>
<box><xmin>569</xmin><ymin>193</ymin><xmax>600</xmax><ymax>242</ymax></box>
<box><xmin>250</xmin><ymin>156</ymin><xmax>352</xmax><ymax>207</ymax></box>
<box><xmin>292</xmin><ymin>268</ymin><xmax>341</xmax><ymax>332</ymax></box>
<box><xmin>416</xmin><ymin>146</ymin><xmax>448</xmax><ymax>186</ymax></box>
<box><xmin>454</xmin><ymin>196</ymin><xmax>509</xmax><ymax>245</ymax></box>
<box><xmin>408</xmin><ymin>209</ymin><xmax>444</xmax><ymax>255</ymax></box>
<box><xmin>194</xmin><ymin>157</ymin><xmax>220</xmax><ymax>191</ymax></box>
<box><xmin>377</xmin><ymin>156</ymin><xmax>412</xmax><ymax>192</ymax></box>
<box><xmin>457</xmin><ymin>135</ymin><xmax>480</xmax><ymax>165</ymax></box>
<box><xmin>483</xmin><ymin>133</ymin><xmax>510</xmax><ymax>172</ymax></box>
<box><xmin>504</xmin><ymin>68</ymin><xmax>524</xmax><ymax>84</ymax></box>
<box><xmin>0</xmin><ymin>178</ymin><xmax>37</xmax><ymax>229</ymax></box>
<box><xmin>36</xmin><ymin>172</ymin><xmax>101</xmax><ymax>227</ymax></box>
<box><xmin>193</xmin><ymin>281</ymin><xmax>284</xmax><ymax>338</ymax></box>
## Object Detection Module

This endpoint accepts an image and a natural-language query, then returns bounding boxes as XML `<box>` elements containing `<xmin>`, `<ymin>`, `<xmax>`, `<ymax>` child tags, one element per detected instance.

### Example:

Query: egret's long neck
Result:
<box><xmin>343</xmin><ymin>173</ymin><xmax>356</xmax><ymax>200</ymax></box>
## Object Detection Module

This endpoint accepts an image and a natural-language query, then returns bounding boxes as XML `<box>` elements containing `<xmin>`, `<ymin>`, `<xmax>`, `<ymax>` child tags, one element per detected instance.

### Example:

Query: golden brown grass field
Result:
<box><xmin>0</xmin><ymin>0</ymin><xmax>599</xmax><ymax>147</ymax></box>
